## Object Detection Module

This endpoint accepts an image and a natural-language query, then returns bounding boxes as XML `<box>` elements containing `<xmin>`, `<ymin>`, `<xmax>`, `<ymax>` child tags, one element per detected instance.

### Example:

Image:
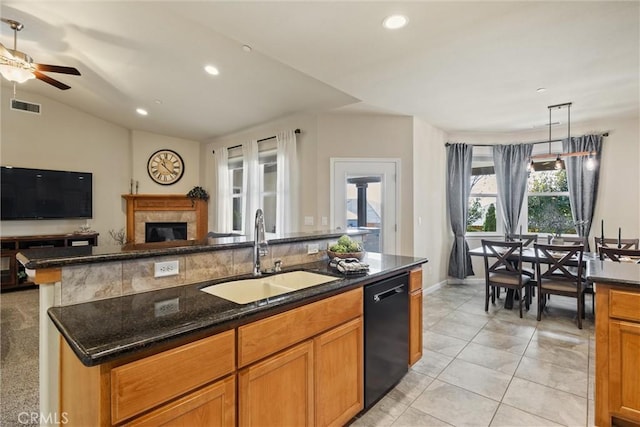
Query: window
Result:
<box><xmin>467</xmin><ymin>147</ymin><xmax>501</xmax><ymax>234</ymax></box>
<box><xmin>259</xmin><ymin>146</ymin><xmax>277</xmax><ymax>234</ymax></box>
<box><xmin>227</xmin><ymin>140</ymin><xmax>279</xmax><ymax>235</ymax></box>
<box><xmin>526</xmin><ymin>167</ymin><xmax>573</xmax><ymax>235</ymax></box>
<box><xmin>228</xmin><ymin>147</ymin><xmax>244</xmax><ymax>233</ymax></box>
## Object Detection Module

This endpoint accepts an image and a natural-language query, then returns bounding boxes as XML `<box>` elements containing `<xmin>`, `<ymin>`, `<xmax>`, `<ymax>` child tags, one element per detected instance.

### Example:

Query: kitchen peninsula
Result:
<box><xmin>588</xmin><ymin>260</ymin><xmax>640</xmax><ymax>427</ymax></box>
<box><xmin>18</xmin><ymin>230</ymin><xmax>427</xmax><ymax>426</ymax></box>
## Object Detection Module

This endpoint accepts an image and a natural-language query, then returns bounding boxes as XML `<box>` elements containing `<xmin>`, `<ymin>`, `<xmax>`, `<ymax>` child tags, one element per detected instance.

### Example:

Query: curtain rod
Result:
<box><xmin>444</xmin><ymin>132</ymin><xmax>608</xmax><ymax>148</ymax></box>
<box><xmin>213</xmin><ymin>129</ymin><xmax>301</xmax><ymax>153</ymax></box>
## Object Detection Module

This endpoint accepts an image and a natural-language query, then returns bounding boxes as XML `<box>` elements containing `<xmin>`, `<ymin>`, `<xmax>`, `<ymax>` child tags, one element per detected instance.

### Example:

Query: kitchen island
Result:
<box><xmin>18</xmin><ymin>231</ymin><xmax>426</xmax><ymax>426</ymax></box>
<box><xmin>587</xmin><ymin>260</ymin><xmax>640</xmax><ymax>427</ymax></box>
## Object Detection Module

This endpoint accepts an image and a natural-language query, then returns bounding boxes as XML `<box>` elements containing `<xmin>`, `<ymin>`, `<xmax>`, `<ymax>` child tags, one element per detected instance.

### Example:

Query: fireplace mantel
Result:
<box><xmin>122</xmin><ymin>194</ymin><xmax>208</xmax><ymax>244</ymax></box>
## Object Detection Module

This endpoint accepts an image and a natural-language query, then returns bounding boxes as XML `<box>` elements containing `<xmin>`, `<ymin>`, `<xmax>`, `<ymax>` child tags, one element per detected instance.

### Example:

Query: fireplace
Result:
<box><xmin>145</xmin><ymin>222</ymin><xmax>188</xmax><ymax>243</ymax></box>
<box><xmin>122</xmin><ymin>195</ymin><xmax>208</xmax><ymax>244</ymax></box>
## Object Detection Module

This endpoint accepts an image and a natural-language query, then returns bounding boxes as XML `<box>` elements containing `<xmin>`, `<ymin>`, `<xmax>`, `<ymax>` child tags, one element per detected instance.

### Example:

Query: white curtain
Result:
<box><xmin>276</xmin><ymin>130</ymin><xmax>298</xmax><ymax>233</ymax></box>
<box><xmin>242</xmin><ymin>140</ymin><xmax>260</xmax><ymax>235</ymax></box>
<box><xmin>215</xmin><ymin>148</ymin><xmax>232</xmax><ymax>232</ymax></box>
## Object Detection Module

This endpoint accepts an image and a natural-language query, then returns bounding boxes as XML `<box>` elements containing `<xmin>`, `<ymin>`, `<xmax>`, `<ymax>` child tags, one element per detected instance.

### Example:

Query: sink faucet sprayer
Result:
<box><xmin>253</xmin><ymin>209</ymin><xmax>268</xmax><ymax>276</ymax></box>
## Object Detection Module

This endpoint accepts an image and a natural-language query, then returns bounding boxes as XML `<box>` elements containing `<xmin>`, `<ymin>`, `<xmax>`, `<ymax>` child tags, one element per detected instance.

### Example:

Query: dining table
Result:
<box><xmin>468</xmin><ymin>245</ymin><xmax>599</xmax><ymax>309</ymax></box>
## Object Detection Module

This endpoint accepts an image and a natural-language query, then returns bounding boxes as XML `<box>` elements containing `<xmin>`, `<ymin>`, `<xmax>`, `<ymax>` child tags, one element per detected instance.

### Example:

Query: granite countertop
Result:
<box><xmin>586</xmin><ymin>259</ymin><xmax>640</xmax><ymax>287</ymax></box>
<box><xmin>48</xmin><ymin>253</ymin><xmax>428</xmax><ymax>367</ymax></box>
<box><xmin>17</xmin><ymin>229</ymin><xmax>367</xmax><ymax>270</ymax></box>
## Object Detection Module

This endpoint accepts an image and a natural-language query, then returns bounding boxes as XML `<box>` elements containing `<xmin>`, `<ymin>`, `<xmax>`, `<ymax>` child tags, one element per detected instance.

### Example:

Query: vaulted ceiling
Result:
<box><xmin>1</xmin><ymin>1</ymin><xmax>638</xmax><ymax>141</ymax></box>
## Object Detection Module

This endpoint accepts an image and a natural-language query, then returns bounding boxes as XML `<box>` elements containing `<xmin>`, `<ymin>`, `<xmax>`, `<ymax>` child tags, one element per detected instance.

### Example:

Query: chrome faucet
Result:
<box><xmin>253</xmin><ymin>209</ymin><xmax>268</xmax><ymax>276</ymax></box>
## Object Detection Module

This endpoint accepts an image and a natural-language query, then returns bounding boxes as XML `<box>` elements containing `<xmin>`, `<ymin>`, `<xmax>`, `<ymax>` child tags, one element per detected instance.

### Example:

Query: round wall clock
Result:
<box><xmin>147</xmin><ymin>149</ymin><xmax>184</xmax><ymax>185</ymax></box>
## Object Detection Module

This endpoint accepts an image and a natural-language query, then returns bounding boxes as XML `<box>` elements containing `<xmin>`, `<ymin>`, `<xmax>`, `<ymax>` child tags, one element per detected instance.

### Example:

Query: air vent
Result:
<box><xmin>10</xmin><ymin>98</ymin><xmax>41</xmax><ymax>114</ymax></box>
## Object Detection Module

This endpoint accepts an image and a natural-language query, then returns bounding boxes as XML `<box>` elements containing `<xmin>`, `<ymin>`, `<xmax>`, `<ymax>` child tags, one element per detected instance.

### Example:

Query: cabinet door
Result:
<box><xmin>409</xmin><ymin>268</ymin><xmax>423</xmax><ymax>366</ymax></box>
<box><xmin>315</xmin><ymin>317</ymin><xmax>363</xmax><ymax>427</ymax></box>
<box><xmin>238</xmin><ymin>340</ymin><xmax>314</xmax><ymax>427</ymax></box>
<box><xmin>609</xmin><ymin>320</ymin><xmax>640</xmax><ymax>423</ymax></box>
<box><xmin>409</xmin><ymin>290</ymin><xmax>423</xmax><ymax>366</ymax></box>
<box><xmin>127</xmin><ymin>375</ymin><xmax>235</xmax><ymax>427</ymax></box>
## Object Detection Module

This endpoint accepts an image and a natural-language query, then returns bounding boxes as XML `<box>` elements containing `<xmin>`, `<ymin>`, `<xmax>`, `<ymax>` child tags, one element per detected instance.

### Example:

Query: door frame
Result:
<box><xmin>329</xmin><ymin>158</ymin><xmax>401</xmax><ymax>254</ymax></box>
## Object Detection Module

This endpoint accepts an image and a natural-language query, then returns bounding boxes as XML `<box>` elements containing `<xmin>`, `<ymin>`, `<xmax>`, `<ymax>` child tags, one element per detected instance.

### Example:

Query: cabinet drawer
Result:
<box><xmin>238</xmin><ymin>288</ymin><xmax>363</xmax><ymax>367</ymax></box>
<box><xmin>610</xmin><ymin>290</ymin><xmax>640</xmax><ymax>322</ymax></box>
<box><xmin>111</xmin><ymin>330</ymin><xmax>235</xmax><ymax>424</ymax></box>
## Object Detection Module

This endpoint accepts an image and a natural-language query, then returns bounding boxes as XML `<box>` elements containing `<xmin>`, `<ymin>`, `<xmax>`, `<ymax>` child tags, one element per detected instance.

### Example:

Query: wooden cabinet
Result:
<box><xmin>238</xmin><ymin>288</ymin><xmax>364</xmax><ymax>427</ymax></box>
<box><xmin>1</xmin><ymin>233</ymin><xmax>98</xmax><ymax>291</ymax></box>
<box><xmin>315</xmin><ymin>317</ymin><xmax>363</xmax><ymax>427</ymax></box>
<box><xmin>127</xmin><ymin>376</ymin><xmax>235</xmax><ymax>427</ymax></box>
<box><xmin>111</xmin><ymin>330</ymin><xmax>235</xmax><ymax>423</ymax></box>
<box><xmin>595</xmin><ymin>285</ymin><xmax>640</xmax><ymax>426</ymax></box>
<box><xmin>60</xmin><ymin>330</ymin><xmax>235</xmax><ymax>426</ymax></box>
<box><xmin>409</xmin><ymin>268</ymin><xmax>423</xmax><ymax>366</ymax></box>
<box><xmin>239</xmin><ymin>341</ymin><xmax>315</xmax><ymax>427</ymax></box>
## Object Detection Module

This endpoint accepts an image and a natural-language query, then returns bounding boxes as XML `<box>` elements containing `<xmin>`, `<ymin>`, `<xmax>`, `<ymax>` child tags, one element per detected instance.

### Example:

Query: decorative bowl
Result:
<box><xmin>327</xmin><ymin>250</ymin><xmax>365</xmax><ymax>260</ymax></box>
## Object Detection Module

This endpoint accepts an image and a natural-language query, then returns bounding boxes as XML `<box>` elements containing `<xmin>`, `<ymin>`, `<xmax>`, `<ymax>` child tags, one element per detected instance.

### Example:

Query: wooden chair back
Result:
<box><xmin>482</xmin><ymin>240</ymin><xmax>524</xmax><ymax>277</ymax></box>
<box><xmin>534</xmin><ymin>243</ymin><xmax>584</xmax><ymax>283</ymax></box>
<box><xmin>506</xmin><ymin>233</ymin><xmax>538</xmax><ymax>247</ymax></box>
<box><xmin>599</xmin><ymin>246</ymin><xmax>640</xmax><ymax>262</ymax></box>
<box><xmin>594</xmin><ymin>237</ymin><xmax>639</xmax><ymax>250</ymax></box>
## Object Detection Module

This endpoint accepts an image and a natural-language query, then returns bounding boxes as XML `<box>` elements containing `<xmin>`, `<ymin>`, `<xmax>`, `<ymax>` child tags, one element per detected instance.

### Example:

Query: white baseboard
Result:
<box><xmin>424</xmin><ymin>279</ymin><xmax>447</xmax><ymax>295</ymax></box>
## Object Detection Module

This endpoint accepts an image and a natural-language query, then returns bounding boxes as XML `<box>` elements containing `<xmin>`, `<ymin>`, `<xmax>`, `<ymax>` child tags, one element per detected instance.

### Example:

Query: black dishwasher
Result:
<box><xmin>363</xmin><ymin>273</ymin><xmax>409</xmax><ymax>409</ymax></box>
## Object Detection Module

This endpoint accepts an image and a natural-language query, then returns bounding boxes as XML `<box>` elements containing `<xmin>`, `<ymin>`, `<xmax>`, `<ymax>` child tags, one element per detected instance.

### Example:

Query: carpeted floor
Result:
<box><xmin>1</xmin><ymin>287</ymin><xmax>39</xmax><ymax>427</ymax></box>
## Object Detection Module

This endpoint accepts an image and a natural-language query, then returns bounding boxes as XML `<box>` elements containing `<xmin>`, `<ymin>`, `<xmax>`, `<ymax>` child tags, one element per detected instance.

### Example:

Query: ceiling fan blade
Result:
<box><xmin>0</xmin><ymin>42</ymin><xmax>15</xmax><ymax>59</ymax></box>
<box><xmin>35</xmin><ymin>63</ymin><xmax>81</xmax><ymax>76</ymax></box>
<box><xmin>33</xmin><ymin>70</ymin><xmax>71</xmax><ymax>90</ymax></box>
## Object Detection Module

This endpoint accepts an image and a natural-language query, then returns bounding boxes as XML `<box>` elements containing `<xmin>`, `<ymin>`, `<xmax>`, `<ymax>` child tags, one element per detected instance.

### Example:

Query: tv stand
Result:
<box><xmin>0</xmin><ymin>233</ymin><xmax>99</xmax><ymax>292</ymax></box>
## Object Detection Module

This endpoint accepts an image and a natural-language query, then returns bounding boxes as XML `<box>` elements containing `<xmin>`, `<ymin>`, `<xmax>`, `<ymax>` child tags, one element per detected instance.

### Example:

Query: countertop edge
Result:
<box><xmin>50</xmin><ymin>256</ymin><xmax>428</xmax><ymax>367</ymax></box>
<box><xmin>19</xmin><ymin>229</ymin><xmax>369</xmax><ymax>270</ymax></box>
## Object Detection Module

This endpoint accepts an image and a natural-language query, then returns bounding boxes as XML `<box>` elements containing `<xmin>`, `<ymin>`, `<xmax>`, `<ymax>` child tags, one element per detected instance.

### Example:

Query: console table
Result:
<box><xmin>0</xmin><ymin>233</ymin><xmax>99</xmax><ymax>291</ymax></box>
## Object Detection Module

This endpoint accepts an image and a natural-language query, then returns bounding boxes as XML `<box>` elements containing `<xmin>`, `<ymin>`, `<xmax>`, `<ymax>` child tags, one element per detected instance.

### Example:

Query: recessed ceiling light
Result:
<box><xmin>242</xmin><ymin>45</ymin><xmax>252</xmax><ymax>52</ymax></box>
<box><xmin>204</xmin><ymin>65</ymin><xmax>220</xmax><ymax>76</ymax></box>
<box><xmin>136</xmin><ymin>108</ymin><xmax>148</xmax><ymax>116</ymax></box>
<box><xmin>536</xmin><ymin>87</ymin><xmax>547</xmax><ymax>93</ymax></box>
<box><xmin>383</xmin><ymin>15</ymin><xmax>408</xmax><ymax>30</ymax></box>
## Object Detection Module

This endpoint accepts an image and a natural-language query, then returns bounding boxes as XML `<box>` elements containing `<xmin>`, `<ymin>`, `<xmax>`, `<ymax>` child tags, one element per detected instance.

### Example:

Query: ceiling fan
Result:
<box><xmin>0</xmin><ymin>18</ymin><xmax>80</xmax><ymax>90</ymax></box>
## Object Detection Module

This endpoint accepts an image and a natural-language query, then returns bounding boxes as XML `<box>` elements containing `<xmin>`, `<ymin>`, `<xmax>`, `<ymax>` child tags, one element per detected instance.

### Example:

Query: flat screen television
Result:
<box><xmin>1</xmin><ymin>166</ymin><xmax>93</xmax><ymax>220</ymax></box>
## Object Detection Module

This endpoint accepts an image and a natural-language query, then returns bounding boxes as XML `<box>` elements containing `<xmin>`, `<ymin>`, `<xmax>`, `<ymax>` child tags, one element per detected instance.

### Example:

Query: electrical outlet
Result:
<box><xmin>154</xmin><ymin>260</ymin><xmax>179</xmax><ymax>278</ymax></box>
<box><xmin>154</xmin><ymin>298</ymin><xmax>180</xmax><ymax>317</ymax></box>
<box><xmin>321</xmin><ymin>216</ymin><xmax>328</xmax><ymax>226</ymax></box>
<box><xmin>307</xmin><ymin>243</ymin><xmax>319</xmax><ymax>254</ymax></box>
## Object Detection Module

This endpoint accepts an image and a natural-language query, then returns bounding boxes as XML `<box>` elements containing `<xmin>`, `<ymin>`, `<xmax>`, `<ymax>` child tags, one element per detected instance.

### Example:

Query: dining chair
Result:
<box><xmin>600</xmin><ymin>246</ymin><xmax>640</xmax><ymax>262</ymax></box>
<box><xmin>534</xmin><ymin>243</ymin><xmax>586</xmax><ymax>329</ymax></box>
<box><xmin>481</xmin><ymin>240</ymin><xmax>531</xmax><ymax>318</ymax></box>
<box><xmin>594</xmin><ymin>237</ymin><xmax>639</xmax><ymax>250</ymax></box>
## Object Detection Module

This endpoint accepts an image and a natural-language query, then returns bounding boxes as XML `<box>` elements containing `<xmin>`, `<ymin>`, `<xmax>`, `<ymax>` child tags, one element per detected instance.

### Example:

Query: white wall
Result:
<box><xmin>206</xmin><ymin>112</ymin><xmax>416</xmax><ymax>256</ymax></box>
<box><xmin>413</xmin><ymin>118</ymin><xmax>449</xmax><ymax>286</ymax></box>
<box><xmin>132</xmin><ymin>130</ymin><xmax>202</xmax><ymax>195</ymax></box>
<box><xmin>0</xmin><ymin>90</ymin><xmax>203</xmax><ymax>243</ymax></box>
<box><xmin>0</xmin><ymin>90</ymin><xmax>131</xmax><ymax>240</ymax></box>
<box><xmin>316</xmin><ymin>113</ymin><xmax>415</xmax><ymax>256</ymax></box>
<box><xmin>449</xmin><ymin>115</ymin><xmax>640</xmax><ymax>277</ymax></box>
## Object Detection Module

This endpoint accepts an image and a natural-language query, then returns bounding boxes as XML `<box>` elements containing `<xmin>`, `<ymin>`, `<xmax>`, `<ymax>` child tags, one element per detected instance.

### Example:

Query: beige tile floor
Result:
<box><xmin>353</xmin><ymin>281</ymin><xmax>595</xmax><ymax>427</ymax></box>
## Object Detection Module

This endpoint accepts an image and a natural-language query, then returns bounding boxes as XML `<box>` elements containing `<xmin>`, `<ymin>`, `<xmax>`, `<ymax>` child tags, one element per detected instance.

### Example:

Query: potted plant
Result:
<box><xmin>187</xmin><ymin>186</ymin><xmax>209</xmax><ymax>206</ymax></box>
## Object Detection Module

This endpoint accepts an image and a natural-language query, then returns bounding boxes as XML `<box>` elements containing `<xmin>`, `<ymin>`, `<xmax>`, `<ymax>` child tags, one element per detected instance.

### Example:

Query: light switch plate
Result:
<box><xmin>304</xmin><ymin>216</ymin><xmax>314</xmax><ymax>226</ymax></box>
<box><xmin>154</xmin><ymin>260</ymin><xmax>179</xmax><ymax>278</ymax></box>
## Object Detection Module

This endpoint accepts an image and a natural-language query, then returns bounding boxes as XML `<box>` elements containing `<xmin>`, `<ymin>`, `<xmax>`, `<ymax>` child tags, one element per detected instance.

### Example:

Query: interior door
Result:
<box><xmin>331</xmin><ymin>159</ymin><xmax>399</xmax><ymax>254</ymax></box>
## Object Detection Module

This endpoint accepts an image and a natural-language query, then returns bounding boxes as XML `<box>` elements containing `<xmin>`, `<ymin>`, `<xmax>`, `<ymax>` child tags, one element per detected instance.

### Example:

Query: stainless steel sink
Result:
<box><xmin>200</xmin><ymin>270</ymin><xmax>340</xmax><ymax>304</ymax></box>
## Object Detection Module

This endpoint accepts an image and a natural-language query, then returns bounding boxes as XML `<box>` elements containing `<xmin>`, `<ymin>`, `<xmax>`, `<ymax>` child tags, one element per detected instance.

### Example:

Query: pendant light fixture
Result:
<box><xmin>528</xmin><ymin>102</ymin><xmax>597</xmax><ymax>169</ymax></box>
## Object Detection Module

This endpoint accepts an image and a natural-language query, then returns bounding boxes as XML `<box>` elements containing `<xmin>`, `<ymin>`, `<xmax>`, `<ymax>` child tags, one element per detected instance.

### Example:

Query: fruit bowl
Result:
<box><xmin>327</xmin><ymin>250</ymin><xmax>365</xmax><ymax>260</ymax></box>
